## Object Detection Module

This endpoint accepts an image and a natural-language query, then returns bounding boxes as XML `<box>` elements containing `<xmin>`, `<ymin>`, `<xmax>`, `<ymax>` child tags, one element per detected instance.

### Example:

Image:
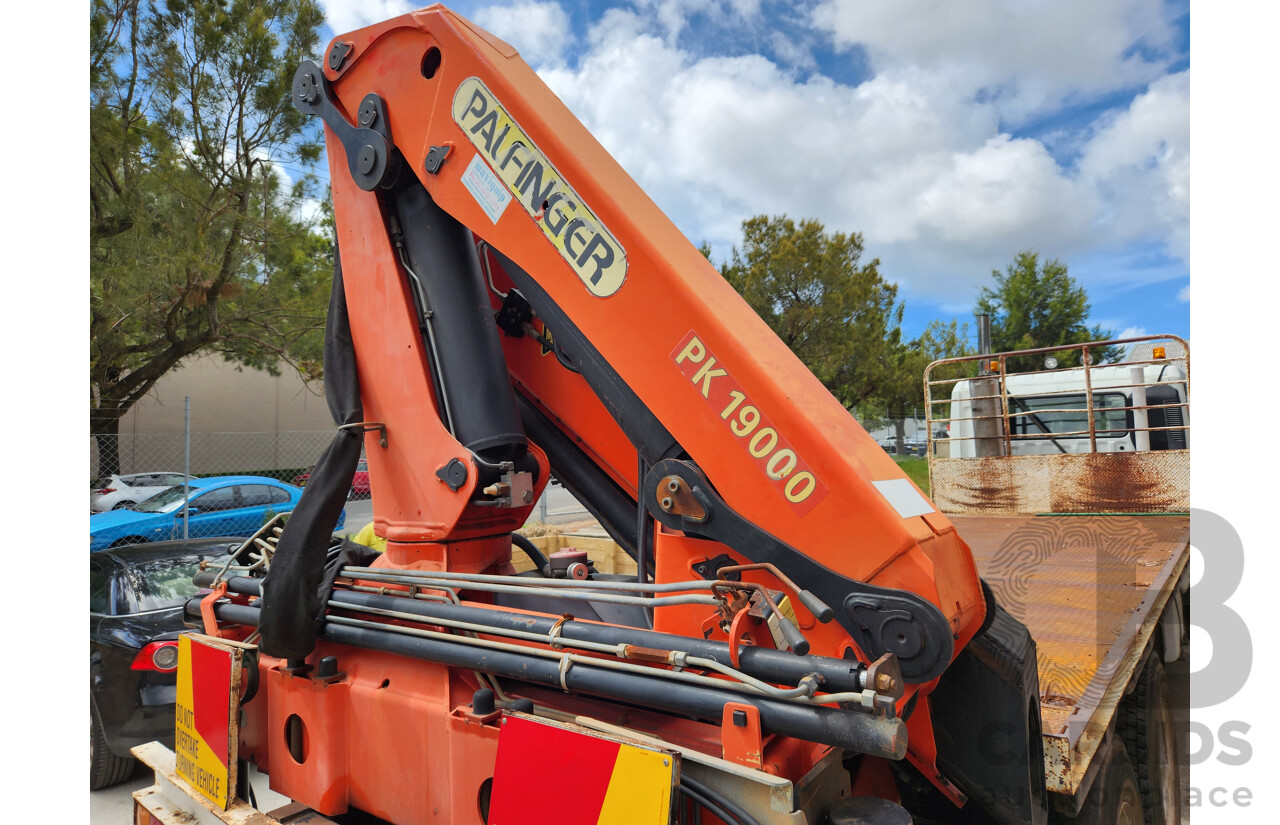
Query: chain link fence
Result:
<box><xmin>90</xmin><ymin>431</ymin><xmax>337</xmax><ymax>489</ymax></box>
<box><xmin>853</xmin><ymin>411</ymin><xmax>935</xmax><ymax>456</ymax></box>
<box><xmin>88</xmin><ymin>425</ymin><xmax>594</xmax><ymax>525</ymax></box>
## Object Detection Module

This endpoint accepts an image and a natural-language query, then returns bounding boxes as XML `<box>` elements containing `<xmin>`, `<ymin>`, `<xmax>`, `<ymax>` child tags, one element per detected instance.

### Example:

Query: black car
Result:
<box><xmin>90</xmin><ymin>538</ymin><xmax>239</xmax><ymax>789</ymax></box>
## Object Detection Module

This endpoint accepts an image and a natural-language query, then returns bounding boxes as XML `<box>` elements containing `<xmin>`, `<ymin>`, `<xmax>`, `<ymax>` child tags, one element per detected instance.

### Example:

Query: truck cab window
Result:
<box><xmin>1011</xmin><ymin>392</ymin><xmax>1128</xmax><ymax>439</ymax></box>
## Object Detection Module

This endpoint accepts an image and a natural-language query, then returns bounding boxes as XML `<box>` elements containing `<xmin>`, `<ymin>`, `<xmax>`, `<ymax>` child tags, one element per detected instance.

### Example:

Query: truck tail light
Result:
<box><xmin>98</xmin><ymin>487</ymin><xmax>116</xmax><ymax>495</ymax></box>
<box><xmin>132</xmin><ymin>641</ymin><xmax>180</xmax><ymax>672</ymax></box>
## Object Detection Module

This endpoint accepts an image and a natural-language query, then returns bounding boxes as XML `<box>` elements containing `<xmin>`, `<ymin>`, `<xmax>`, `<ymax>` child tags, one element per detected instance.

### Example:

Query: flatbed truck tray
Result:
<box><xmin>953</xmin><ymin>513</ymin><xmax>1189</xmax><ymax>796</ymax></box>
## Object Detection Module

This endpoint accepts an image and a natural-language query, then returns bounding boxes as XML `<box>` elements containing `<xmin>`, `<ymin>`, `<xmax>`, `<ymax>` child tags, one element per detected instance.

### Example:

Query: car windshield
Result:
<box><xmin>132</xmin><ymin>485</ymin><xmax>189</xmax><ymax>513</ymax></box>
<box><xmin>121</xmin><ymin>557</ymin><xmax>210</xmax><ymax>612</ymax></box>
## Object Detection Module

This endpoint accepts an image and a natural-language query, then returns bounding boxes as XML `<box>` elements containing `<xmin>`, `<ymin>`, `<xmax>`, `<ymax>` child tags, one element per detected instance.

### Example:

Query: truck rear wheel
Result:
<box><xmin>1065</xmin><ymin>735</ymin><xmax>1143</xmax><ymax>825</ymax></box>
<box><xmin>1117</xmin><ymin>655</ymin><xmax>1182</xmax><ymax>825</ymax></box>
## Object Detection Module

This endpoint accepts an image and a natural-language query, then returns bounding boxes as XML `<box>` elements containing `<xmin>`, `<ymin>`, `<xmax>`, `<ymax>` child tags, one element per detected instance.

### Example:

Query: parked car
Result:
<box><xmin>90</xmin><ymin>538</ymin><xmax>239</xmax><ymax>789</ymax></box>
<box><xmin>904</xmin><ymin>433</ymin><xmax>930</xmax><ymax>456</ymax></box>
<box><xmin>91</xmin><ymin>472</ymin><xmax>198</xmax><ymax>513</ymax></box>
<box><xmin>293</xmin><ymin>457</ymin><xmax>371</xmax><ymax>499</ymax></box>
<box><xmin>89</xmin><ymin>475</ymin><xmax>342</xmax><ymax>552</ymax></box>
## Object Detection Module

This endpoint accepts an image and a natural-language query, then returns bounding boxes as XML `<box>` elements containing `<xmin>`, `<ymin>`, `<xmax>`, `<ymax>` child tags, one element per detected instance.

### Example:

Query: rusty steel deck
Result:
<box><xmin>930</xmin><ymin>450</ymin><xmax>1190</xmax><ymax>515</ymax></box>
<box><xmin>951</xmin><ymin>513</ymin><xmax>1190</xmax><ymax>795</ymax></box>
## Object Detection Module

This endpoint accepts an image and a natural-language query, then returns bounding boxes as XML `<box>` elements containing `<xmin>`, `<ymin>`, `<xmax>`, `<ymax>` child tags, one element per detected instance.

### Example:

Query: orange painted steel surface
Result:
<box><xmin>232</xmin><ymin>4</ymin><xmax>993</xmax><ymax>820</ymax></box>
<box><xmin>324</xmin><ymin>3</ymin><xmax>984</xmax><ymax>642</ymax></box>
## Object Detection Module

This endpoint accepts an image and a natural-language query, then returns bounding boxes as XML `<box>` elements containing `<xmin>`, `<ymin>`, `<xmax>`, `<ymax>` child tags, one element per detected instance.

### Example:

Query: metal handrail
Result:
<box><xmin>921</xmin><ymin>334</ymin><xmax>1190</xmax><ymax>457</ymax></box>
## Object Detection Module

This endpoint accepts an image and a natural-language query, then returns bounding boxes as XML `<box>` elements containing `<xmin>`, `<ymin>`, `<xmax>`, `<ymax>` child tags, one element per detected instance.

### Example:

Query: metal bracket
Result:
<box><xmin>643</xmin><ymin>458</ymin><xmax>954</xmax><ymax>682</ymax></box>
<box><xmin>436</xmin><ymin>458</ymin><xmax>469</xmax><ymax>492</ymax></box>
<box><xmin>338</xmin><ymin>421</ymin><xmax>388</xmax><ymax>448</ymax></box>
<box><xmin>494</xmin><ymin>290</ymin><xmax>533</xmax><ymax>338</ymax></box>
<box><xmin>424</xmin><ymin>144</ymin><xmax>453</xmax><ymax>174</ymax></box>
<box><xmin>720</xmin><ymin>702</ymin><xmax>764</xmax><ymax>770</ymax></box>
<box><xmin>692</xmin><ymin>553</ymin><xmax>740</xmax><ymax>581</ymax></box>
<box><xmin>198</xmin><ymin>582</ymin><xmax>230</xmax><ymax>638</ymax></box>
<box><xmin>328</xmin><ymin>41</ymin><xmax>353</xmax><ymax>72</ymax></box>
<box><xmin>292</xmin><ymin>59</ymin><xmax>397</xmax><ymax>190</ymax></box>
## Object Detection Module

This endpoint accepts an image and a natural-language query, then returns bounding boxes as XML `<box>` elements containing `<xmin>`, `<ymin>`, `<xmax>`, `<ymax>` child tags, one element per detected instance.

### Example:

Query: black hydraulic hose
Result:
<box><xmin>680</xmin><ymin>776</ymin><xmax>763</xmax><ymax>825</ymax></box>
<box><xmin>679</xmin><ymin>785</ymin><xmax>740</xmax><ymax>825</ymax></box>
<box><xmin>208</xmin><ymin>600</ymin><xmax>905</xmax><ymax>759</ymax></box>
<box><xmin>205</xmin><ymin>577</ymin><xmax>866</xmax><ymax>693</ymax></box>
<box><xmin>515</xmin><ymin>393</ymin><xmax>645</xmax><ymax>561</ymax></box>
<box><xmin>636</xmin><ymin>454</ymin><xmax>649</xmax><ymax>589</ymax></box>
<box><xmin>510</xmin><ymin>533</ymin><xmax>549</xmax><ymax>574</ymax></box>
<box><xmin>636</xmin><ymin>454</ymin><xmax>653</xmax><ymax>627</ymax></box>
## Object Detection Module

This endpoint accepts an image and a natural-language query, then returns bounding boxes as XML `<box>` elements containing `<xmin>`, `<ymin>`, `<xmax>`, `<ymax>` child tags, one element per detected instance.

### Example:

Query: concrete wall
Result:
<box><xmin>91</xmin><ymin>355</ymin><xmax>338</xmax><ymax>480</ymax></box>
<box><xmin>120</xmin><ymin>353</ymin><xmax>335</xmax><ymax>434</ymax></box>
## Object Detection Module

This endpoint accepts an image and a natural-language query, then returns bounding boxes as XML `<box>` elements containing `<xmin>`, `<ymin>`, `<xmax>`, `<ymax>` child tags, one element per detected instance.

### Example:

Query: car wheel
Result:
<box><xmin>112</xmin><ymin>501</ymin><xmax>135</xmax><ymax>510</ymax></box>
<box><xmin>107</xmin><ymin>536</ymin><xmax>147</xmax><ymax>550</ymax></box>
<box><xmin>91</xmin><ymin>702</ymin><xmax>136</xmax><ymax>790</ymax></box>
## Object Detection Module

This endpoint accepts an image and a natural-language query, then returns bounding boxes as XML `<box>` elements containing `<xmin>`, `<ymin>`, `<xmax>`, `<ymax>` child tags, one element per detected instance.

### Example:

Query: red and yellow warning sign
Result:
<box><xmin>174</xmin><ymin>634</ymin><xmax>244</xmax><ymax>809</ymax></box>
<box><xmin>488</xmin><ymin>715</ymin><xmax>678</xmax><ymax>825</ymax></box>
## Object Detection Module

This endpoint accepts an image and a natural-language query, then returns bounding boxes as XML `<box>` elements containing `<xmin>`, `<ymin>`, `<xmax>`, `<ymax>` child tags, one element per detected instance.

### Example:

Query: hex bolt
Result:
<box><xmin>660</xmin><ymin>497</ymin><xmax>674</xmax><ymax>511</ymax></box>
<box><xmin>667</xmin><ymin>479</ymin><xmax>680</xmax><ymax>493</ymax></box>
<box><xmin>522</xmin><ymin>490</ymin><xmax>534</xmax><ymax>503</ymax></box>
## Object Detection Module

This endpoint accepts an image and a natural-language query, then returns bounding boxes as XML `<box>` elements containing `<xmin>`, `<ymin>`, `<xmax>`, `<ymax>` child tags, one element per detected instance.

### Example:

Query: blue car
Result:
<box><xmin>89</xmin><ymin>475</ymin><xmax>342</xmax><ymax>552</ymax></box>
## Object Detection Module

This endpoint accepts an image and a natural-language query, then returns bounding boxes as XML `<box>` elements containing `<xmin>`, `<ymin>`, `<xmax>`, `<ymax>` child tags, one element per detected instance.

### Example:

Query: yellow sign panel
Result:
<box><xmin>452</xmin><ymin>76</ymin><xmax>628</xmax><ymax>298</ymax></box>
<box><xmin>596</xmin><ymin>743</ymin><xmax>678</xmax><ymax>824</ymax></box>
<box><xmin>175</xmin><ymin>634</ymin><xmax>243</xmax><ymax>809</ymax></box>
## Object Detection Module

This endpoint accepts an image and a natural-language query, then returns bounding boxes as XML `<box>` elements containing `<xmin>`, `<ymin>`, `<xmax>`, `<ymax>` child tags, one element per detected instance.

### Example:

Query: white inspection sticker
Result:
<box><xmin>872</xmin><ymin>479</ymin><xmax>935</xmax><ymax>520</ymax></box>
<box><xmin>459</xmin><ymin>153</ymin><xmax>512</xmax><ymax>224</ymax></box>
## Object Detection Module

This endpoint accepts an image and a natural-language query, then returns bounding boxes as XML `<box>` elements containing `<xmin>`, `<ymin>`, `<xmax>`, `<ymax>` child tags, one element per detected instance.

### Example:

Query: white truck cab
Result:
<box><xmin>942</xmin><ymin>350</ymin><xmax>1188</xmax><ymax>458</ymax></box>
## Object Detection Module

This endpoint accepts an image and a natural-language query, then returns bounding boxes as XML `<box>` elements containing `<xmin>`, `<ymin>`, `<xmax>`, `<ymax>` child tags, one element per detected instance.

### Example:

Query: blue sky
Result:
<box><xmin>316</xmin><ymin>0</ymin><xmax>1191</xmax><ymax>346</ymax></box>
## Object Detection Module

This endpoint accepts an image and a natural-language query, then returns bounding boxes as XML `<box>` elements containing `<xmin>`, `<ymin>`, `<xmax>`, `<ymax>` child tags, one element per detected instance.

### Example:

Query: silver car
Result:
<box><xmin>90</xmin><ymin>473</ymin><xmax>198</xmax><ymax>513</ymax></box>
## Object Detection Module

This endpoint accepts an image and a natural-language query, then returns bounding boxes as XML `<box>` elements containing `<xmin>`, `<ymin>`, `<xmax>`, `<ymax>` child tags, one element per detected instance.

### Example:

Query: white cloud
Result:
<box><xmin>319</xmin><ymin>0</ymin><xmax>415</xmax><ymax>36</ymax></box>
<box><xmin>1177</xmin><ymin>284</ymin><xmax>1190</xmax><ymax>302</ymax></box>
<box><xmin>1077</xmin><ymin>71</ymin><xmax>1190</xmax><ymax>262</ymax></box>
<box><xmin>768</xmin><ymin>31</ymin><xmax>817</xmax><ymax>72</ymax></box>
<box><xmin>913</xmin><ymin>134</ymin><xmax>1091</xmax><ymax>246</ymax></box>
<box><xmin>322</xmin><ymin>0</ymin><xmax>575</xmax><ymax>65</ymax></box>
<box><xmin>472</xmin><ymin>1</ymin><xmax>574</xmax><ymax>67</ymax></box>
<box><xmin>298</xmin><ymin>197</ymin><xmax>326</xmax><ymax>228</ymax></box>
<box><xmin>628</xmin><ymin>0</ymin><xmax>764</xmax><ymax>45</ymax></box>
<box><xmin>811</xmin><ymin>0</ymin><xmax>1176</xmax><ymax>123</ymax></box>
<box><xmin>312</xmin><ymin>2</ymin><xmax>1187</xmax><ymax>308</ymax></box>
<box><xmin>532</xmin><ymin>6</ymin><xmax>1187</xmax><ymax>304</ymax></box>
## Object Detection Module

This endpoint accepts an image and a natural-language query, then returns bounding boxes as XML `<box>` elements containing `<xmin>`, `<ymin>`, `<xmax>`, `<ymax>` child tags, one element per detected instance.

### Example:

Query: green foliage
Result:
<box><xmin>975</xmin><ymin>251</ymin><xmax>1122</xmax><ymax>371</ymax></box>
<box><xmin>90</xmin><ymin>0</ymin><xmax>330</xmax><ymax>459</ymax></box>
<box><xmin>893</xmin><ymin>456</ymin><xmax>930</xmax><ymax>495</ymax></box>
<box><xmin>720</xmin><ymin>216</ymin><xmax>902</xmax><ymax>408</ymax></box>
<box><xmin>875</xmin><ymin>319</ymin><xmax>976</xmax><ymax>452</ymax></box>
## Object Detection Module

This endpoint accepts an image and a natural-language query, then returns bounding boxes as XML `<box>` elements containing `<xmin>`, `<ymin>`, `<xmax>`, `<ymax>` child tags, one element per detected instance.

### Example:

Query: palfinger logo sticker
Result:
<box><xmin>453</xmin><ymin>77</ymin><xmax>627</xmax><ymax>297</ymax></box>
